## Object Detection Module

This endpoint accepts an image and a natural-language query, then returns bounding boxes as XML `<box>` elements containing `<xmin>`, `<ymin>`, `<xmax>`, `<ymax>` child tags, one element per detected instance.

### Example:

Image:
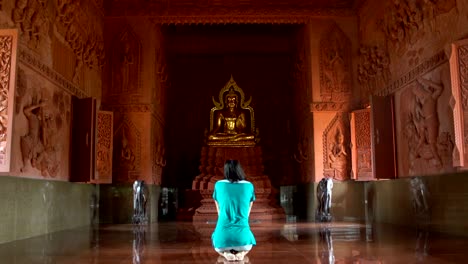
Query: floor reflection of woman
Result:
<box><xmin>212</xmin><ymin>160</ymin><xmax>256</xmax><ymax>262</ymax></box>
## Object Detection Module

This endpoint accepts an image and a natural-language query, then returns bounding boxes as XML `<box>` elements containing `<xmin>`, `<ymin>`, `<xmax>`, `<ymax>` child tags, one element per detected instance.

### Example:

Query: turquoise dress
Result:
<box><xmin>212</xmin><ymin>179</ymin><xmax>256</xmax><ymax>249</ymax></box>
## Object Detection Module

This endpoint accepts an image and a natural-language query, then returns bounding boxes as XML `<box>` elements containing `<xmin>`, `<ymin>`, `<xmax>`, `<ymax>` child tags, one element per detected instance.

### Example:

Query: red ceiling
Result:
<box><xmin>104</xmin><ymin>0</ymin><xmax>362</xmax><ymax>18</ymax></box>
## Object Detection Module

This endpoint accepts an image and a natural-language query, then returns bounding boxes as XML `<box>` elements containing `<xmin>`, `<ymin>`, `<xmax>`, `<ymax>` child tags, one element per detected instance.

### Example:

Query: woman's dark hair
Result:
<box><xmin>224</xmin><ymin>160</ymin><xmax>246</xmax><ymax>183</ymax></box>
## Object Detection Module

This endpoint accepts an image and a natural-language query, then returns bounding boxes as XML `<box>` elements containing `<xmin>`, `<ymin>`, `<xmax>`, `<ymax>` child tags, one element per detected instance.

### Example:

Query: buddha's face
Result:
<box><xmin>226</xmin><ymin>95</ymin><xmax>237</xmax><ymax>109</ymax></box>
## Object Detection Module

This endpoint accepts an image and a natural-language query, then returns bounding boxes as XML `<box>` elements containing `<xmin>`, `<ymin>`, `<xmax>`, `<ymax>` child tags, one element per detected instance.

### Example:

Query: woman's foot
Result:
<box><xmin>223</xmin><ymin>252</ymin><xmax>236</xmax><ymax>261</ymax></box>
<box><xmin>235</xmin><ymin>251</ymin><xmax>247</xmax><ymax>261</ymax></box>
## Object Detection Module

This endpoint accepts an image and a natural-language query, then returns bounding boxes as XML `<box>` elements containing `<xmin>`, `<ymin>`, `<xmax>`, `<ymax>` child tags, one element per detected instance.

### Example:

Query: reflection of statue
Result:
<box><xmin>132</xmin><ymin>180</ymin><xmax>148</xmax><ymax>224</ymax></box>
<box><xmin>328</xmin><ymin>128</ymin><xmax>348</xmax><ymax>180</ymax></box>
<box><xmin>316</xmin><ymin>177</ymin><xmax>333</xmax><ymax>222</ymax></box>
<box><xmin>412</xmin><ymin>77</ymin><xmax>443</xmax><ymax>168</ymax></box>
<box><xmin>207</xmin><ymin>77</ymin><xmax>257</xmax><ymax>146</ymax></box>
<box><xmin>410</xmin><ymin>177</ymin><xmax>430</xmax><ymax>219</ymax></box>
<box><xmin>319</xmin><ymin>227</ymin><xmax>335</xmax><ymax>264</ymax></box>
<box><xmin>132</xmin><ymin>225</ymin><xmax>146</xmax><ymax>264</ymax></box>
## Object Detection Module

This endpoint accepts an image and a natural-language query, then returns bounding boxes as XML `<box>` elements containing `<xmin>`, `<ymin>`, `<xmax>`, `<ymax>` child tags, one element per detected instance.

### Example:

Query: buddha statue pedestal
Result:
<box><xmin>191</xmin><ymin>145</ymin><xmax>285</xmax><ymax>223</ymax></box>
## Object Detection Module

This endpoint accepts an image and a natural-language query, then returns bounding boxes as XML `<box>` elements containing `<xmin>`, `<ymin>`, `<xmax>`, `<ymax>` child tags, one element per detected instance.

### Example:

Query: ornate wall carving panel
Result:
<box><xmin>320</xmin><ymin>22</ymin><xmax>352</xmax><ymax>102</ymax></box>
<box><xmin>111</xmin><ymin>26</ymin><xmax>141</xmax><ymax>95</ymax></box>
<box><xmin>113</xmin><ymin>116</ymin><xmax>141</xmax><ymax>183</ymax></box>
<box><xmin>14</xmin><ymin>66</ymin><xmax>72</xmax><ymax>179</ymax></box>
<box><xmin>96</xmin><ymin>111</ymin><xmax>113</xmax><ymax>183</ymax></box>
<box><xmin>350</xmin><ymin>108</ymin><xmax>372</xmax><ymax>180</ymax></box>
<box><xmin>0</xmin><ymin>29</ymin><xmax>18</xmax><ymax>172</ymax></box>
<box><xmin>449</xmin><ymin>40</ymin><xmax>468</xmax><ymax>168</ymax></box>
<box><xmin>396</xmin><ymin>62</ymin><xmax>454</xmax><ymax>176</ymax></box>
<box><xmin>323</xmin><ymin>113</ymin><xmax>351</xmax><ymax>181</ymax></box>
<box><xmin>357</xmin><ymin>45</ymin><xmax>390</xmax><ymax>96</ymax></box>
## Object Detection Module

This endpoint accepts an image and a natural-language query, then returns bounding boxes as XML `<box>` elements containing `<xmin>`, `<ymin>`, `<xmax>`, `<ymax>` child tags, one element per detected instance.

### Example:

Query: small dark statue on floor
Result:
<box><xmin>132</xmin><ymin>180</ymin><xmax>148</xmax><ymax>224</ymax></box>
<box><xmin>316</xmin><ymin>177</ymin><xmax>333</xmax><ymax>222</ymax></box>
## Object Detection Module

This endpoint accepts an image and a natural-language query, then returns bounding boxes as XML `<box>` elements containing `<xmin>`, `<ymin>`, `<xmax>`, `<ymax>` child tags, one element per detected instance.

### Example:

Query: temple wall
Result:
<box><xmin>98</xmin><ymin>17</ymin><xmax>166</xmax><ymax>221</ymax></box>
<box><xmin>306</xmin><ymin>16</ymin><xmax>359</xmax><ymax>183</ymax></box>
<box><xmin>0</xmin><ymin>0</ymin><xmax>104</xmax><ymax>242</ymax></box>
<box><xmin>353</xmin><ymin>0</ymin><xmax>468</xmax><ymax>236</ymax></box>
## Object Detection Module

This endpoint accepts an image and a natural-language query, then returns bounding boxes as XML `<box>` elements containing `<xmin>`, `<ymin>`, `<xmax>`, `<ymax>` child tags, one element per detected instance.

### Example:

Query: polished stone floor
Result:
<box><xmin>0</xmin><ymin>221</ymin><xmax>467</xmax><ymax>263</ymax></box>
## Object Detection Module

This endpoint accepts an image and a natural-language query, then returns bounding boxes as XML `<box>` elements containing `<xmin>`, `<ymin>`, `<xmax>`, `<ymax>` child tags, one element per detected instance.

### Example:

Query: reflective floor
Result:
<box><xmin>0</xmin><ymin>221</ymin><xmax>467</xmax><ymax>263</ymax></box>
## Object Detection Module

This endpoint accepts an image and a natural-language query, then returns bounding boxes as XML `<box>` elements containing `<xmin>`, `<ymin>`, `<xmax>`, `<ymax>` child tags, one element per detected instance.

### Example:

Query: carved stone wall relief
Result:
<box><xmin>113</xmin><ymin>116</ymin><xmax>141</xmax><ymax>182</ymax></box>
<box><xmin>350</xmin><ymin>108</ymin><xmax>372</xmax><ymax>180</ymax></box>
<box><xmin>323</xmin><ymin>112</ymin><xmax>351</xmax><ymax>181</ymax></box>
<box><xmin>379</xmin><ymin>0</ymin><xmax>456</xmax><ymax>56</ymax></box>
<box><xmin>96</xmin><ymin>110</ymin><xmax>113</xmax><ymax>183</ymax></box>
<box><xmin>357</xmin><ymin>45</ymin><xmax>390</xmax><ymax>98</ymax></box>
<box><xmin>320</xmin><ymin>23</ymin><xmax>352</xmax><ymax>102</ymax></box>
<box><xmin>397</xmin><ymin>62</ymin><xmax>454</xmax><ymax>176</ymax></box>
<box><xmin>111</xmin><ymin>27</ymin><xmax>141</xmax><ymax>94</ymax></box>
<box><xmin>18</xmin><ymin>76</ymin><xmax>71</xmax><ymax>178</ymax></box>
<box><xmin>12</xmin><ymin>0</ymin><xmax>50</xmax><ymax>51</ymax></box>
<box><xmin>0</xmin><ymin>29</ymin><xmax>18</xmax><ymax>172</ymax></box>
<box><xmin>449</xmin><ymin>40</ymin><xmax>468</xmax><ymax>168</ymax></box>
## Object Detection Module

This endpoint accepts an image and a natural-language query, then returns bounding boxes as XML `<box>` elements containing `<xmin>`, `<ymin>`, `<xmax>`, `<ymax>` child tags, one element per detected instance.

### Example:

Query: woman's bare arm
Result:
<box><xmin>248</xmin><ymin>202</ymin><xmax>253</xmax><ymax>217</ymax></box>
<box><xmin>214</xmin><ymin>201</ymin><xmax>220</xmax><ymax>216</ymax></box>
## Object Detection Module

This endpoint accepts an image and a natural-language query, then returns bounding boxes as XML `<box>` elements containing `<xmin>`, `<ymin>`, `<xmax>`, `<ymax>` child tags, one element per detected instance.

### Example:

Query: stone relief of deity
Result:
<box><xmin>19</xmin><ymin>88</ymin><xmax>70</xmax><ymax>178</ymax></box>
<box><xmin>323</xmin><ymin>113</ymin><xmax>351</xmax><ymax>181</ymax></box>
<box><xmin>112</xmin><ymin>28</ymin><xmax>140</xmax><ymax>94</ymax></box>
<box><xmin>398</xmin><ymin>67</ymin><xmax>454</xmax><ymax>176</ymax></box>
<box><xmin>113</xmin><ymin>118</ymin><xmax>141</xmax><ymax>182</ymax></box>
<box><xmin>320</xmin><ymin>23</ymin><xmax>352</xmax><ymax>102</ymax></box>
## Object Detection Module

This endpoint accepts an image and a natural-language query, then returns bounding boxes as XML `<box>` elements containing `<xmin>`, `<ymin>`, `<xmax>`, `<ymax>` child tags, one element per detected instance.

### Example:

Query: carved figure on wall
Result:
<box><xmin>320</xmin><ymin>23</ymin><xmax>352</xmax><ymax>102</ymax></box>
<box><xmin>293</xmin><ymin>137</ymin><xmax>309</xmax><ymax>163</ymax></box>
<box><xmin>380</xmin><ymin>0</ymin><xmax>456</xmax><ymax>56</ymax></box>
<box><xmin>316</xmin><ymin>177</ymin><xmax>333</xmax><ymax>222</ymax></box>
<box><xmin>207</xmin><ymin>77</ymin><xmax>258</xmax><ymax>146</ymax></box>
<box><xmin>412</xmin><ymin>76</ymin><xmax>443</xmax><ymax>168</ymax></box>
<box><xmin>132</xmin><ymin>180</ymin><xmax>148</xmax><ymax>224</ymax></box>
<box><xmin>12</xmin><ymin>0</ymin><xmax>49</xmax><ymax>50</ymax></box>
<box><xmin>113</xmin><ymin>29</ymin><xmax>140</xmax><ymax>94</ymax></box>
<box><xmin>328</xmin><ymin>128</ymin><xmax>348</xmax><ymax>180</ymax></box>
<box><xmin>357</xmin><ymin>45</ymin><xmax>390</xmax><ymax>97</ymax></box>
<box><xmin>20</xmin><ymin>98</ymin><xmax>47</xmax><ymax>172</ymax></box>
<box><xmin>120</xmin><ymin>129</ymin><xmax>135</xmax><ymax>171</ymax></box>
<box><xmin>57</xmin><ymin>0</ymin><xmax>79</xmax><ymax>29</ymax></box>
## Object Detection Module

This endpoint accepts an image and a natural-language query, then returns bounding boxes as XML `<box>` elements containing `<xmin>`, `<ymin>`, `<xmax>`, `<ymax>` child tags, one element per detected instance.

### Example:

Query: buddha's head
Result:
<box><xmin>225</xmin><ymin>89</ymin><xmax>238</xmax><ymax>109</ymax></box>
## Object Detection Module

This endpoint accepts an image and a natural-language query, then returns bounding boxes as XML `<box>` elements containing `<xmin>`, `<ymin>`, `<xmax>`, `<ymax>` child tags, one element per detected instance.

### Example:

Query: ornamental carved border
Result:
<box><xmin>107</xmin><ymin>104</ymin><xmax>153</xmax><ymax>113</ymax></box>
<box><xmin>18</xmin><ymin>48</ymin><xmax>87</xmax><ymax>98</ymax></box>
<box><xmin>319</xmin><ymin>22</ymin><xmax>352</xmax><ymax>102</ymax></box>
<box><xmin>96</xmin><ymin>111</ymin><xmax>113</xmax><ymax>183</ymax></box>
<box><xmin>0</xmin><ymin>29</ymin><xmax>17</xmax><ymax>172</ymax></box>
<box><xmin>378</xmin><ymin>50</ymin><xmax>447</xmax><ymax>96</ymax></box>
<box><xmin>450</xmin><ymin>40</ymin><xmax>468</xmax><ymax>168</ymax></box>
<box><xmin>311</xmin><ymin>102</ymin><xmax>349</xmax><ymax>112</ymax></box>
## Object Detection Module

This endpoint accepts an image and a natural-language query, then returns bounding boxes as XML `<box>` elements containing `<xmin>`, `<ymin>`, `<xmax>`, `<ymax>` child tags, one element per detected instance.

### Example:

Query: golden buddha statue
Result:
<box><xmin>207</xmin><ymin>76</ymin><xmax>258</xmax><ymax>146</ymax></box>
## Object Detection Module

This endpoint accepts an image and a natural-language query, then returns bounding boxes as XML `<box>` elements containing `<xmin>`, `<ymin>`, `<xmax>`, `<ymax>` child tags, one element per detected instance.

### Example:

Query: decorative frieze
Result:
<box><xmin>310</xmin><ymin>102</ymin><xmax>349</xmax><ymax>112</ymax></box>
<box><xmin>379</xmin><ymin>50</ymin><xmax>447</xmax><ymax>96</ymax></box>
<box><xmin>18</xmin><ymin>48</ymin><xmax>87</xmax><ymax>98</ymax></box>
